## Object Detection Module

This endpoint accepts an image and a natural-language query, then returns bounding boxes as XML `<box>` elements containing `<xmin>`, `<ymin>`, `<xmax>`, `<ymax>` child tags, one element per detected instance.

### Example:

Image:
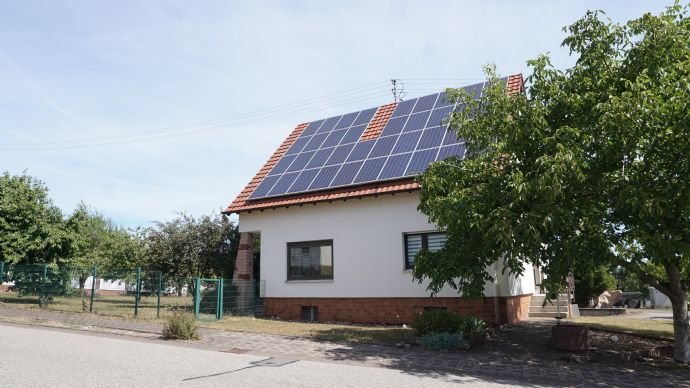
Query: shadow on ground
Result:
<box><xmin>314</xmin><ymin>320</ymin><xmax>690</xmax><ymax>387</ymax></box>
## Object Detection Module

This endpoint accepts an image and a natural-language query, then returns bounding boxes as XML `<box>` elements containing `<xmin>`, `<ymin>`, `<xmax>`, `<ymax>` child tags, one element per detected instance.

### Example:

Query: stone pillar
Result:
<box><xmin>233</xmin><ymin>232</ymin><xmax>254</xmax><ymax>280</ymax></box>
<box><xmin>233</xmin><ymin>232</ymin><xmax>254</xmax><ymax>314</ymax></box>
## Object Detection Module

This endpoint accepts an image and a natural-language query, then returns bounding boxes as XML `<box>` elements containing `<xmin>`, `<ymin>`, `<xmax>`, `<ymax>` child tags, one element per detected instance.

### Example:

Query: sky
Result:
<box><xmin>0</xmin><ymin>1</ymin><xmax>673</xmax><ymax>228</ymax></box>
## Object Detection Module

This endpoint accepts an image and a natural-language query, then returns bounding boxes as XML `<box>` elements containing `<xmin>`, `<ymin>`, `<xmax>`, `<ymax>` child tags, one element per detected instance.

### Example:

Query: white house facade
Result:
<box><xmin>225</xmin><ymin>75</ymin><xmax>534</xmax><ymax>324</ymax></box>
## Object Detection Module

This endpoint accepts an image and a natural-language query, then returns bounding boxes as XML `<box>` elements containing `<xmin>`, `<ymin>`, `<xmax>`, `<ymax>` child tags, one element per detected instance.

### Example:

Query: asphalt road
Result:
<box><xmin>0</xmin><ymin>323</ymin><xmax>518</xmax><ymax>388</ymax></box>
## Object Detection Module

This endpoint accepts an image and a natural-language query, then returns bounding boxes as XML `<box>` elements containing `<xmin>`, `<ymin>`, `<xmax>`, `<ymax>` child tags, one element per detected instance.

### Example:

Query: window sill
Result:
<box><xmin>285</xmin><ymin>279</ymin><xmax>334</xmax><ymax>283</ymax></box>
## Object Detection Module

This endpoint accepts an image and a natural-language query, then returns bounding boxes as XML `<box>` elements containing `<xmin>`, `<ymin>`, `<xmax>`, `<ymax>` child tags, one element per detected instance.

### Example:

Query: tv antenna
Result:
<box><xmin>391</xmin><ymin>79</ymin><xmax>406</xmax><ymax>102</ymax></box>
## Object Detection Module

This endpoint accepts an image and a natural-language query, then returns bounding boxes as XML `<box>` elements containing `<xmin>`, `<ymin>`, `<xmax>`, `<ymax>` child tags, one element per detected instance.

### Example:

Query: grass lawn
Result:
<box><xmin>573</xmin><ymin>316</ymin><xmax>674</xmax><ymax>339</ymax></box>
<box><xmin>0</xmin><ymin>293</ymin><xmax>193</xmax><ymax>320</ymax></box>
<box><xmin>204</xmin><ymin>316</ymin><xmax>415</xmax><ymax>345</ymax></box>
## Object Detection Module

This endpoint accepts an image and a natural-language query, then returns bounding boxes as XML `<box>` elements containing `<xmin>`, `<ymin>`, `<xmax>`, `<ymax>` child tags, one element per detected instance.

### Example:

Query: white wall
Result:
<box><xmin>240</xmin><ymin>192</ymin><xmax>535</xmax><ymax>298</ymax></box>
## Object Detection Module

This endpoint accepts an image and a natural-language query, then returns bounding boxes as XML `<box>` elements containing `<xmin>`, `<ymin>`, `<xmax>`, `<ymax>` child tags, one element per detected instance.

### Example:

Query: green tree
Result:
<box><xmin>414</xmin><ymin>4</ymin><xmax>690</xmax><ymax>362</ymax></box>
<box><xmin>0</xmin><ymin>172</ymin><xmax>71</xmax><ymax>265</ymax></box>
<box><xmin>573</xmin><ymin>265</ymin><xmax>617</xmax><ymax>306</ymax></box>
<box><xmin>66</xmin><ymin>203</ymin><xmax>145</xmax><ymax>291</ymax></box>
<box><xmin>144</xmin><ymin>211</ymin><xmax>238</xmax><ymax>295</ymax></box>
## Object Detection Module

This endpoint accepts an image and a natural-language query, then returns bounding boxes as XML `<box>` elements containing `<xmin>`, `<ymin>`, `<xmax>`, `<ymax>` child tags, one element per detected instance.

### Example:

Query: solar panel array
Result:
<box><xmin>249</xmin><ymin>82</ymin><xmax>485</xmax><ymax>200</ymax></box>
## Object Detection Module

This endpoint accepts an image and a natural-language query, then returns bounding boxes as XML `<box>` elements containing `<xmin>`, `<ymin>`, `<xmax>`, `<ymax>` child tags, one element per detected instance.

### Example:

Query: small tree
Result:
<box><xmin>144</xmin><ymin>211</ymin><xmax>239</xmax><ymax>294</ymax></box>
<box><xmin>415</xmin><ymin>4</ymin><xmax>690</xmax><ymax>362</ymax></box>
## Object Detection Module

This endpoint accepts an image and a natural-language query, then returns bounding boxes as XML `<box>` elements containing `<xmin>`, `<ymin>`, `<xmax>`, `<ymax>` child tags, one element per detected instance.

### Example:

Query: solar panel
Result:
<box><xmin>403</xmin><ymin>111</ymin><xmax>431</xmax><ymax>132</ymax></box>
<box><xmin>379</xmin><ymin>152</ymin><xmax>412</xmax><ymax>179</ymax></box>
<box><xmin>331</xmin><ymin>161</ymin><xmax>364</xmax><ymax>186</ymax></box>
<box><xmin>346</xmin><ymin>141</ymin><xmax>375</xmax><ymax>162</ymax></box>
<box><xmin>306</xmin><ymin>147</ymin><xmax>335</xmax><ymax>169</ymax></box>
<box><xmin>417</xmin><ymin>126</ymin><xmax>446</xmax><ymax>150</ymax></box>
<box><xmin>369</xmin><ymin>135</ymin><xmax>397</xmax><ymax>158</ymax></box>
<box><xmin>354</xmin><ymin>157</ymin><xmax>386</xmax><ymax>183</ymax></box>
<box><xmin>309</xmin><ymin>165</ymin><xmax>340</xmax><ymax>190</ymax></box>
<box><xmin>407</xmin><ymin>148</ymin><xmax>439</xmax><ymax>174</ymax></box>
<box><xmin>288</xmin><ymin>168</ymin><xmax>320</xmax><ymax>193</ymax></box>
<box><xmin>316</xmin><ymin>116</ymin><xmax>342</xmax><ymax>134</ymax></box>
<box><xmin>393</xmin><ymin>130</ymin><xmax>423</xmax><ymax>154</ymax></box>
<box><xmin>248</xmin><ymin>80</ymin><xmax>488</xmax><ymax>200</ymax></box>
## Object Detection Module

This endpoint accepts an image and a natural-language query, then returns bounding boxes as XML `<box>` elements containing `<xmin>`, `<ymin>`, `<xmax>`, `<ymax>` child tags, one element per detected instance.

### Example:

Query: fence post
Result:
<box><xmin>194</xmin><ymin>277</ymin><xmax>201</xmax><ymax>320</ymax></box>
<box><xmin>89</xmin><ymin>266</ymin><xmax>96</xmax><ymax>312</ymax></box>
<box><xmin>217</xmin><ymin>278</ymin><xmax>224</xmax><ymax>320</ymax></box>
<box><xmin>156</xmin><ymin>271</ymin><xmax>162</xmax><ymax>319</ymax></box>
<box><xmin>41</xmin><ymin>264</ymin><xmax>48</xmax><ymax>300</ymax></box>
<box><xmin>134</xmin><ymin>267</ymin><xmax>141</xmax><ymax>317</ymax></box>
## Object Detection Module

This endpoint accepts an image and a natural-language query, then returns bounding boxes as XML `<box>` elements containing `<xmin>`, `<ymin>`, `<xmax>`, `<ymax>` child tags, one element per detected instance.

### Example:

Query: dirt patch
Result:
<box><xmin>588</xmin><ymin>329</ymin><xmax>671</xmax><ymax>352</ymax></box>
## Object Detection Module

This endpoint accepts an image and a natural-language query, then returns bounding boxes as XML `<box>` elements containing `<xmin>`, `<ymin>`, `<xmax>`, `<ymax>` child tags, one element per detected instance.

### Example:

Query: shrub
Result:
<box><xmin>162</xmin><ymin>313</ymin><xmax>200</xmax><ymax>340</ymax></box>
<box><xmin>459</xmin><ymin>316</ymin><xmax>488</xmax><ymax>338</ymax></box>
<box><xmin>413</xmin><ymin>309</ymin><xmax>463</xmax><ymax>336</ymax></box>
<box><xmin>418</xmin><ymin>332</ymin><xmax>469</xmax><ymax>350</ymax></box>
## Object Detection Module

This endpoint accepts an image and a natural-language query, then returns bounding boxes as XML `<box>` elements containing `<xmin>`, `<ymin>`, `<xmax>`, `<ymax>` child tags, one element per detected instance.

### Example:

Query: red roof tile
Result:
<box><xmin>224</xmin><ymin>75</ymin><xmax>524</xmax><ymax>214</ymax></box>
<box><xmin>506</xmin><ymin>74</ymin><xmax>525</xmax><ymax>95</ymax></box>
<box><xmin>360</xmin><ymin>103</ymin><xmax>397</xmax><ymax>141</ymax></box>
<box><xmin>224</xmin><ymin>122</ymin><xmax>308</xmax><ymax>213</ymax></box>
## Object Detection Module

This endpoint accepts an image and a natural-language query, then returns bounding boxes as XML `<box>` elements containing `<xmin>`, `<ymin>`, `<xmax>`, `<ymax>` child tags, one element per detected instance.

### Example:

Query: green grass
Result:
<box><xmin>573</xmin><ymin>316</ymin><xmax>674</xmax><ymax>339</ymax></box>
<box><xmin>0</xmin><ymin>293</ymin><xmax>193</xmax><ymax>320</ymax></box>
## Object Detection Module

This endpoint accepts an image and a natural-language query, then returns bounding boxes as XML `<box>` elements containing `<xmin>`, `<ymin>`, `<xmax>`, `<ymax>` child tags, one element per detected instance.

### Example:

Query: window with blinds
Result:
<box><xmin>404</xmin><ymin>232</ymin><xmax>447</xmax><ymax>269</ymax></box>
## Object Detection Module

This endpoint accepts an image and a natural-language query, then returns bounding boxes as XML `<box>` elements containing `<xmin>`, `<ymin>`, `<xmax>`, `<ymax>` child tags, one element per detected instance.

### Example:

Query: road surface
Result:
<box><xmin>0</xmin><ymin>323</ymin><xmax>516</xmax><ymax>387</ymax></box>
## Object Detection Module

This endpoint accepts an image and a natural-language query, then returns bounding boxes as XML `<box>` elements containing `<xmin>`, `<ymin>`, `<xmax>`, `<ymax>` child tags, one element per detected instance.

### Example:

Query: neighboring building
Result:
<box><xmin>224</xmin><ymin>75</ymin><xmax>535</xmax><ymax>325</ymax></box>
<box><xmin>82</xmin><ymin>277</ymin><xmax>127</xmax><ymax>296</ymax></box>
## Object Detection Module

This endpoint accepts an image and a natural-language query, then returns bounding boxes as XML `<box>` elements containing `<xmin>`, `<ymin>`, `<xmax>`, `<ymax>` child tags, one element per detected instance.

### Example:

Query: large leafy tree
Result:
<box><xmin>414</xmin><ymin>4</ymin><xmax>690</xmax><ymax>362</ymax></box>
<box><xmin>0</xmin><ymin>172</ymin><xmax>71</xmax><ymax>265</ymax></box>
<box><xmin>144</xmin><ymin>211</ymin><xmax>239</xmax><ymax>294</ymax></box>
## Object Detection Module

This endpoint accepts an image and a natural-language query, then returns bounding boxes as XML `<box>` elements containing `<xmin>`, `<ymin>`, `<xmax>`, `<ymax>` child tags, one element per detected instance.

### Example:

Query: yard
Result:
<box><xmin>205</xmin><ymin>316</ymin><xmax>415</xmax><ymax>344</ymax></box>
<box><xmin>573</xmin><ymin>312</ymin><xmax>674</xmax><ymax>339</ymax></box>
<box><xmin>0</xmin><ymin>293</ymin><xmax>193</xmax><ymax>320</ymax></box>
<box><xmin>0</xmin><ymin>292</ymin><xmax>413</xmax><ymax>345</ymax></box>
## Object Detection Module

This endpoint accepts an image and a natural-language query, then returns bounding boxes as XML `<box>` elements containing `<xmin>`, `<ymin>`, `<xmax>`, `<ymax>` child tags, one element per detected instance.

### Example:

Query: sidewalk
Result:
<box><xmin>1</xmin><ymin>305</ymin><xmax>688</xmax><ymax>387</ymax></box>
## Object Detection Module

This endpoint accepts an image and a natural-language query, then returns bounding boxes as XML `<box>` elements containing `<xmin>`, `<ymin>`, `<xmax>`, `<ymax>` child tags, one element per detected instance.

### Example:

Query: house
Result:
<box><xmin>223</xmin><ymin>75</ymin><xmax>535</xmax><ymax>325</ymax></box>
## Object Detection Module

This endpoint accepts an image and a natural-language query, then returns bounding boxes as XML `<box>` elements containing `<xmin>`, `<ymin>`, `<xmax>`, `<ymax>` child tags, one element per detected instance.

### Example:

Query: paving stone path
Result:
<box><xmin>1</xmin><ymin>306</ymin><xmax>688</xmax><ymax>387</ymax></box>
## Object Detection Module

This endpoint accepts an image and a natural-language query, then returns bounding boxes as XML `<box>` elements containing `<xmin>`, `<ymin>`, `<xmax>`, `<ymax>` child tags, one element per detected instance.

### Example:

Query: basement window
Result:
<box><xmin>301</xmin><ymin>306</ymin><xmax>319</xmax><ymax>322</ymax></box>
<box><xmin>404</xmin><ymin>232</ymin><xmax>447</xmax><ymax>270</ymax></box>
<box><xmin>287</xmin><ymin>240</ymin><xmax>333</xmax><ymax>281</ymax></box>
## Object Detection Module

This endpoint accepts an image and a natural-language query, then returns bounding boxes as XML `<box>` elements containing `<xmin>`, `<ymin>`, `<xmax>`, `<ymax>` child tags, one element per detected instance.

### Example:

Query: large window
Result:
<box><xmin>404</xmin><ymin>232</ymin><xmax>447</xmax><ymax>269</ymax></box>
<box><xmin>287</xmin><ymin>240</ymin><xmax>333</xmax><ymax>280</ymax></box>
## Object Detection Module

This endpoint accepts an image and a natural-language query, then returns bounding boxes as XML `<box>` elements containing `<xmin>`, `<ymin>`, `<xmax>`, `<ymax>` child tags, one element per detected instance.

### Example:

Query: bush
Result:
<box><xmin>459</xmin><ymin>316</ymin><xmax>488</xmax><ymax>338</ymax></box>
<box><xmin>413</xmin><ymin>309</ymin><xmax>464</xmax><ymax>336</ymax></box>
<box><xmin>418</xmin><ymin>332</ymin><xmax>469</xmax><ymax>350</ymax></box>
<box><xmin>162</xmin><ymin>313</ymin><xmax>200</xmax><ymax>340</ymax></box>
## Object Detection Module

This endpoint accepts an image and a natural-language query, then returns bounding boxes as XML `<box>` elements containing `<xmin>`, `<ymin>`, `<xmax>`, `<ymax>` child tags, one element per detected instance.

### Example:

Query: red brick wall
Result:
<box><xmin>504</xmin><ymin>294</ymin><xmax>531</xmax><ymax>324</ymax></box>
<box><xmin>233</xmin><ymin>232</ymin><xmax>254</xmax><ymax>280</ymax></box>
<box><xmin>263</xmin><ymin>294</ymin><xmax>532</xmax><ymax>325</ymax></box>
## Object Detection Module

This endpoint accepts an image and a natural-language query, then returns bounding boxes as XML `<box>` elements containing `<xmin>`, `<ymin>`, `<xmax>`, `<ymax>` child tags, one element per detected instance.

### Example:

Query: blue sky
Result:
<box><xmin>0</xmin><ymin>1</ymin><xmax>672</xmax><ymax>228</ymax></box>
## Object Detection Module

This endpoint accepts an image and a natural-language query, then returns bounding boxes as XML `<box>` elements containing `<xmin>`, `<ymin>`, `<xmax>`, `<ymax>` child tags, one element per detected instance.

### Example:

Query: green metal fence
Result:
<box><xmin>0</xmin><ymin>262</ymin><xmax>263</xmax><ymax>321</ymax></box>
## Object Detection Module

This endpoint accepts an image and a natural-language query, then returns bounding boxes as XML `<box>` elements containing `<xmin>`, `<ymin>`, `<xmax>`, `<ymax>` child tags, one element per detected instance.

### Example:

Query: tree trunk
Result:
<box><xmin>670</xmin><ymin>292</ymin><xmax>690</xmax><ymax>363</ymax></box>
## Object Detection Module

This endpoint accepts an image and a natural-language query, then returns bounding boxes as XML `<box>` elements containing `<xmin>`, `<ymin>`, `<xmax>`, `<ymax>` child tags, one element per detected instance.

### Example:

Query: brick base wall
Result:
<box><xmin>263</xmin><ymin>294</ymin><xmax>532</xmax><ymax>325</ymax></box>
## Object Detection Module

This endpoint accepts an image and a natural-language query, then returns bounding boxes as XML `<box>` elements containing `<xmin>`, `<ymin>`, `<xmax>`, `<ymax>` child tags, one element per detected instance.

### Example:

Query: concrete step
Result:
<box><xmin>530</xmin><ymin>295</ymin><xmax>569</xmax><ymax>307</ymax></box>
<box><xmin>528</xmin><ymin>312</ymin><xmax>568</xmax><ymax>318</ymax></box>
<box><xmin>530</xmin><ymin>301</ymin><xmax>569</xmax><ymax>308</ymax></box>
<box><xmin>529</xmin><ymin>306</ymin><xmax>570</xmax><ymax>313</ymax></box>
